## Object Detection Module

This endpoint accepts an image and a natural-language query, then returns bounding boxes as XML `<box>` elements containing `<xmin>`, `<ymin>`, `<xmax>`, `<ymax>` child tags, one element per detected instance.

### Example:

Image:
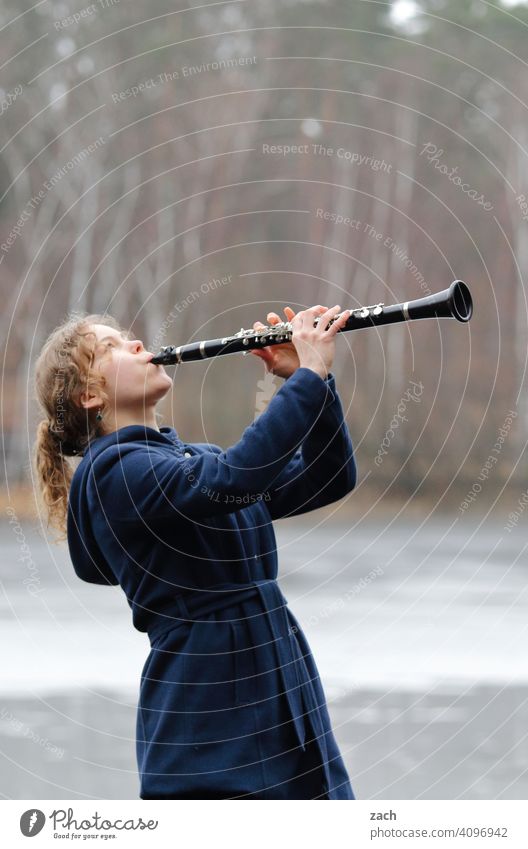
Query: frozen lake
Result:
<box><xmin>0</xmin><ymin>516</ymin><xmax>526</xmax><ymax>799</ymax></box>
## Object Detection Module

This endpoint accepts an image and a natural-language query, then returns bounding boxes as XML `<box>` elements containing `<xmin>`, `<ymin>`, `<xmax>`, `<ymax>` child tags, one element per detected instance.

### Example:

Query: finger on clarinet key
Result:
<box><xmin>329</xmin><ymin>309</ymin><xmax>350</xmax><ymax>333</ymax></box>
<box><xmin>317</xmin><ymin>304</ymin><xmax>340</xmax><ymax>331</ymax></box>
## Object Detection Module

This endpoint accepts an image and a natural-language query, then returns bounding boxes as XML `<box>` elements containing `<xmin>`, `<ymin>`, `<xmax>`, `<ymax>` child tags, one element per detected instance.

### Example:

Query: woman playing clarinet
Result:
<box><xmin>33</xmin><ymin>301</ymin><xmax>357</xmax><ymax>799</ymax></box>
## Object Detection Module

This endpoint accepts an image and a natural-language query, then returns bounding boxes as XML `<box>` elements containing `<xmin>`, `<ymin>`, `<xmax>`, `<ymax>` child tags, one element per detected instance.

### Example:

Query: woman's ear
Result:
<box><xmin>79</xmin><ymin>390</ymin><xmax>103</xmax><ymax>410</ymax></box>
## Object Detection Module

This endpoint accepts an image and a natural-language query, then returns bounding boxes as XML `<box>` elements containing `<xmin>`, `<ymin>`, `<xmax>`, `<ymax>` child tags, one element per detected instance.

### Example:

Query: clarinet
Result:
<box><xmin>150</xmin><ymin>280</ymin><xmax>472</xmax><ymax>365</ymax></box>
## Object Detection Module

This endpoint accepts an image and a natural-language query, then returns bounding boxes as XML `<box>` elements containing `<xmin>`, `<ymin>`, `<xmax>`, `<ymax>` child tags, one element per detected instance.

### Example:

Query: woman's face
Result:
<box><xmin>85</xmin><ymin>323</ymin><xmax>173</xmax><ymax>411</ymax></box>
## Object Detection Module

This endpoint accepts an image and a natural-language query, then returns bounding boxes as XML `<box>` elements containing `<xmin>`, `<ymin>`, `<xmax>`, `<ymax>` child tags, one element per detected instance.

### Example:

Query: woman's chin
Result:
<box><xmin>148</xmin><ymin>364</ymin><xmax>173</xmax><ymax>384</ymax></box>
<box><xmin>156</xmin><ymin>371</ymin><xmax>174</xmax><ymax>396</ymax></box>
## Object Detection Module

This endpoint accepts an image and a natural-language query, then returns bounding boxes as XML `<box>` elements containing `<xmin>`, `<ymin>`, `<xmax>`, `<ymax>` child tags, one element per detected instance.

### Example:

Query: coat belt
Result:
<box><xmin>145</xmin><ymin>578</ymin><xmax>311</xmax><ymax>752</ymax></box>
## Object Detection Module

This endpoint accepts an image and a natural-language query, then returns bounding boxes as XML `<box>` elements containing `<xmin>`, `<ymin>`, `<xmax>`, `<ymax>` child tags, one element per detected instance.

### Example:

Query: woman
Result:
<box><xmin>34</xmin><ymin>302</ymin><xmax>357</xmax><ymax>799</ymax></box>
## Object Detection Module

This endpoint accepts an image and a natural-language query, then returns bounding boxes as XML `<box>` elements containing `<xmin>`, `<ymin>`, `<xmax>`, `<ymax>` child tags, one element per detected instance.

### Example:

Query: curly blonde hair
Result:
<box><xmin>33</xmin><ymin>313</ymin><xmax>127</xmax><ymax>540</ymax></box>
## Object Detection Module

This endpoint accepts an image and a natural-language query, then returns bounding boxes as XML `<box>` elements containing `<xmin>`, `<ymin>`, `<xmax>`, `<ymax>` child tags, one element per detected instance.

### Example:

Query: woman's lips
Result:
<box><xmin>146</xmin><ymin>353</ymin><xmax>165</xmax><ymax>370</ymax></box>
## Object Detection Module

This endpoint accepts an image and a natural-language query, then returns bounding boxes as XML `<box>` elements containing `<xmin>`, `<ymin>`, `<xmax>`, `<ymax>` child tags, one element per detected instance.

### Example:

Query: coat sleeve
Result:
<box><xmin>88</xmin><ymin>367</ymin><xmax>344</xmax><ymax>521</ymax></box>
<box><xmin>264</xmin><ymin>372</ymin><xmax>357</xmax><ymax>520</ymax></box>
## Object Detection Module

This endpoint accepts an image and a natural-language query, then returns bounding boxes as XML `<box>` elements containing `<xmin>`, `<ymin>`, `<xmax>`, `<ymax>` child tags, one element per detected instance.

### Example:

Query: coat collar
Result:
<box><xmin>80</xmin><ymin>424</ymin><xmax>186</xmax><ymax>460</ymax></box>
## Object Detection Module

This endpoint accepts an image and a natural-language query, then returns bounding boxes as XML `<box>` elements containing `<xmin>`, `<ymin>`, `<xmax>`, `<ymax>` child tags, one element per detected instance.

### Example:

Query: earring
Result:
<box><xmin>96</xmin><ymin>409</ymin><xmax>103</xmax><ymax>421</ymax></box>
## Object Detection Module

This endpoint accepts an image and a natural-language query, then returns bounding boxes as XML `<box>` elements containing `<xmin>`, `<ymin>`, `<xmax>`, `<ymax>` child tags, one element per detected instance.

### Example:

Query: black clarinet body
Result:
<box><xmin>150</xmin><ymin>280</ymin><xmax>473</xmax><ymax>366</ymax></box>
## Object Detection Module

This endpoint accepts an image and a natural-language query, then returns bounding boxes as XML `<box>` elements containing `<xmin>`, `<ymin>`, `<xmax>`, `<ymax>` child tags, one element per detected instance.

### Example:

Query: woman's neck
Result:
<box><xmin>103</xmin><ymin>407</ymin><xmax>160</xmax><ymax>434</ymax></box>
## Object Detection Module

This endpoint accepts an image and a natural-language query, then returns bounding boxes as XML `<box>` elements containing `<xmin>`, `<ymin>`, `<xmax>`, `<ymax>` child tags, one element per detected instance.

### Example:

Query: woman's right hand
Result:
<box><xmin>290</xmin><ymin>304</ymin><xmax>350</xmax><ymax>379</ymax></box>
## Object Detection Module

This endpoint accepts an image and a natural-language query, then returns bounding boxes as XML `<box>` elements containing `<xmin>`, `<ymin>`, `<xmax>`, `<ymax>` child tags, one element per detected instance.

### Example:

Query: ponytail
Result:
<box><xmin>34</xmin><ymin>419</ymin><xmax>75</xmax><ymax>540</ymax></box>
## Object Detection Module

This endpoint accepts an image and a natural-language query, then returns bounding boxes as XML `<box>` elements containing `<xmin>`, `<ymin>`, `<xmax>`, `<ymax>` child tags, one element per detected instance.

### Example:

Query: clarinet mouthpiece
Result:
<box><xmin>150</xmin><ymin>346</ymin><xmax>178</xmax><ymax>365</ymax></box>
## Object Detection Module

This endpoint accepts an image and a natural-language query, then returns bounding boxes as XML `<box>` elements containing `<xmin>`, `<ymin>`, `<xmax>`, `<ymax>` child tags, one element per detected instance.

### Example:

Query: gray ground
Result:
<box><xmin>1</xmin><ymin>516</ymin><xmax>526</xmax><ymax>799</ymax></box>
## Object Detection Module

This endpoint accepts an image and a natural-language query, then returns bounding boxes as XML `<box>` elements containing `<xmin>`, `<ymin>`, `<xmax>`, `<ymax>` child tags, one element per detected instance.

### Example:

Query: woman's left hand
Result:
<box><xmin>249</xmin><ymin>305</ymin><xmax>328</xmax><ymax>379</ymax></box>
<box><xmin>249</xmin><ymin>307</ymin><xmax>298</xmax><ymax>378</ymax></box>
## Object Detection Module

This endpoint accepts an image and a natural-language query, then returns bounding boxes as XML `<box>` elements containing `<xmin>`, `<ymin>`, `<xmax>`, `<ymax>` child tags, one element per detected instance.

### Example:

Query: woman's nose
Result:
<box><xmin>130</xmin><ymin>339</ymin><xmax>144</xmax><ymax>353</ymax></box>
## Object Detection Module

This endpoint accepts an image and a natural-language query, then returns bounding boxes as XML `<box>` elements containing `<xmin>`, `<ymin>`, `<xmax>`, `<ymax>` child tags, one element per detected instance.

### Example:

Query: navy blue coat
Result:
<box><xmin>67</xmin><ymin>366</ymin><xmax>357</xmax><ymax>799</ymax></box>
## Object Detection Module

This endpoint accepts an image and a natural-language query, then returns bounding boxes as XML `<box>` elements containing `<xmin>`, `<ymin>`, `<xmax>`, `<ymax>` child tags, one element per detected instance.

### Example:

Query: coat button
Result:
<box><xmin>184</xmin><ymin>451</ymin><xmax>191</xmax><ymax>458</ymax></box>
